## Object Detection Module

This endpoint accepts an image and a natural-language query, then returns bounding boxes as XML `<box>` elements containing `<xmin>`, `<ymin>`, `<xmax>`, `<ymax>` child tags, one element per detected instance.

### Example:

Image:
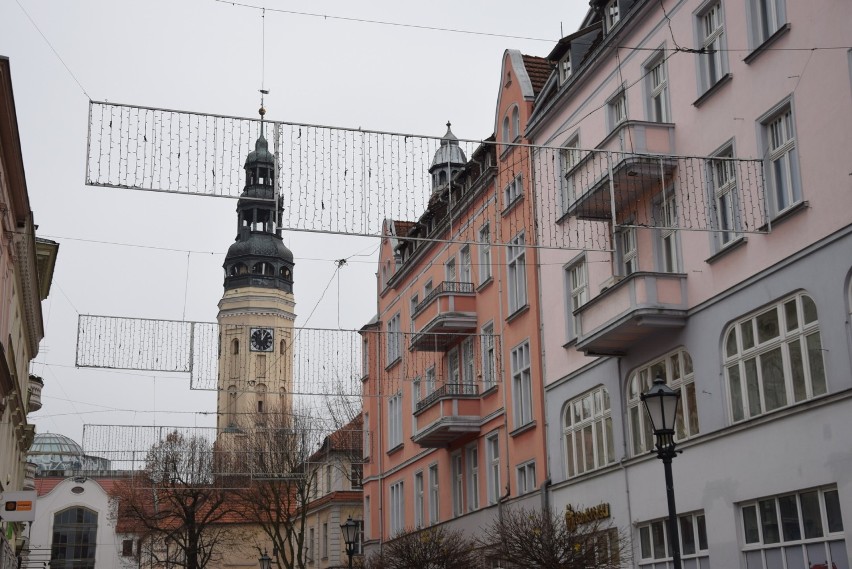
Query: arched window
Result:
<box><xmin>231</xmin><ymin>338</ymin><xmax>240</xmax><ymax>355</ymax></box>
<box><xmin>438</xmin><ymin>170</ymin><xmax>447</xmax><ymax>185</ymax></box>
<box><xmin>512</xmin><ymin>106</ymin><xmax>520</xmax><ymax>139</ymax></box>
<box><xmin>280</xmin><ymin>339</ymin><xmax>287</xmax><ymax>355</ymax></box>
<box><xmin>724</xmin><ymin>293</ymin><xmax>826</xmax><ymax>422</ymax></box>
<box><xmin>563</xmin><ymin>386</ymin><xmax>614</xmax><ymax>478</ymax></box>
<box><xmin>51</xmin><ymin>507</ymin><xmax>98</xmax><ymax>569</ymax></box>
<box><xmin>252</xmin><ymin>262</ymin><xmax>275</xmax><ymax>276</ymax></box>
<box><xmin>279</xmin><ymin>386</ymin><xmax>287</xmax><ymax>411</ymax></box>
<box><xmin>627</xmin><ymin>349</ymin><xmax>698</xmax><ymax>456</ymax></box>
<box><xmin>227</xmin><ymin>385</ymin><xmax>237</xmax><ymax>426</ymax></box>
<box><xmin>502</xmin><ymin>116</ymin><xmax>510</xmax><ymax>143</ymax></box>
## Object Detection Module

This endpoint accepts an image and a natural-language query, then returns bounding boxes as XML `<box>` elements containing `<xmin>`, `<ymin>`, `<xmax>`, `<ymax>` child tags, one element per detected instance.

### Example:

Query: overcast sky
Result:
<box><xmin>1</xmin><ymin>0</ymin><xmax>586</xmax><ymax>448</ymax></box>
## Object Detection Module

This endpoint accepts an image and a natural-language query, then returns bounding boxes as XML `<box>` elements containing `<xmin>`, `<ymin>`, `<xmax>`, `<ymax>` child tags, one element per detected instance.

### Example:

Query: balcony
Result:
<box><xmin>410</xmin><ymin>281</ymin><xmax>477</xmax><ymax>351</ymax></box>
<box><xmin>411</xmin><ymin>382</ymin><xmax>481</xmax><ymax>448</ymax></box>
<box><xmin>27</xmin><ymin>375</ymin><xmax>43</xmax><ymax>413</ymax></box>
<box><xmin>564</xmin><ymin>121</ymin><xmax>676</xmax><ymax>221</ymax></box>
<box><xmin>575</xmin><ymin>272</ymin><xmax>688</xmax><ymax>356</ymax></box>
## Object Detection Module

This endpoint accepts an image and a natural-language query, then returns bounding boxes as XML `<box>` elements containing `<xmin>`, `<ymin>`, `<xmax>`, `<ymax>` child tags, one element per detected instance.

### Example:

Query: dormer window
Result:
<box><xmin>605</xmin><ymin>0</ymin><xmax>620</xmax><ymax>31</ymax></box>
<box><xmin>559</xmin><ymin>51</ymin><xmax>572</xmax><ymax>84</ymax></box>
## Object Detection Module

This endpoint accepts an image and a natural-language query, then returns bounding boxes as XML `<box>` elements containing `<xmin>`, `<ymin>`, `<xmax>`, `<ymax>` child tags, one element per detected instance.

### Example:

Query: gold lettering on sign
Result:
<box><xmin>565</xmin><ymin>503</ymin><xmax>611</xmax><ymax>532</ymax></box>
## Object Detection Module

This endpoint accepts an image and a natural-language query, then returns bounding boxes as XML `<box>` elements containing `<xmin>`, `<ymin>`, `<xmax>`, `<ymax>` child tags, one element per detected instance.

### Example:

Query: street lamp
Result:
<box><xmin>340</xmin><ymin>515</ymin><xmax>360</xmax><ymax>569</ymax></box>
<box><xmin>640</xmin><ymin>374</ymin><xmax>682</xmax><ymax>569</ymax></box>
<box><xmin>258</xmin><ymin>550</ymin><xmax>272</xmax><ymax>569</ymax></box>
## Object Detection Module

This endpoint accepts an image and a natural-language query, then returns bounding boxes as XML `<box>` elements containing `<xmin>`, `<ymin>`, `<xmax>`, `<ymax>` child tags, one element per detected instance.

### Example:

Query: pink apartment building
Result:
<box><xmin>523</xmin><ymin>0</ymin><xmax>852</xmax><ymax>567</ymax></box>
<box><xmin>359</xmin><ymin>52</ymin><xmax>553</xmax><ymax>556</ymax></box>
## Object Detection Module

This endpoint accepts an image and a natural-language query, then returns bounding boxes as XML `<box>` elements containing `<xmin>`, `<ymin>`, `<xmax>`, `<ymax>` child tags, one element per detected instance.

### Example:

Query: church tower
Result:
<box><xmin>216</xmin><ymin>125</ymin><xmax>296</xmax><ymax>432</ymax></box>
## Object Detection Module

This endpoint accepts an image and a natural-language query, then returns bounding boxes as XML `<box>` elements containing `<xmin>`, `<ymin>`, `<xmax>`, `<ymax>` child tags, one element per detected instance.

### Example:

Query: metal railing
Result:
<box><xmin>416</xmin><ymin>382</ymin><xmax>479</xmax><ymax>413</ymax></box>
<box><xmin>413</xmin><ymin>281</ymin><xmax>475</xmax><ymax>316</ymax></box>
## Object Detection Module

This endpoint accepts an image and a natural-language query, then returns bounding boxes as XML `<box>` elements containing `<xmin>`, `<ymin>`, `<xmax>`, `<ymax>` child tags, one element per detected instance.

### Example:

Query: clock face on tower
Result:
<box><xmin>249</xmin><ymin>327</ymin><xmax>274</xmax><ymax>352</ymax></box>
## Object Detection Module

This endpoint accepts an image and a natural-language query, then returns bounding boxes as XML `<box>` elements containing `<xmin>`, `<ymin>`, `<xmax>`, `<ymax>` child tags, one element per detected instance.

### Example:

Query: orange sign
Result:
<box><xmin>5</xmin><ymin>501</ymin><xmax>33</xmax><ymax>511</ymax></box>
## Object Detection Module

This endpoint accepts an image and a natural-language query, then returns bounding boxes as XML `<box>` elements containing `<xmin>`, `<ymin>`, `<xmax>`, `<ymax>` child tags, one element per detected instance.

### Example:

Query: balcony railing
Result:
<box><xmin>416</xmin><ymin>382</ymin><xmax>479</xmax><ymax>413</ymax></box>
<box><xmin>413</xmin><ymin>281</ymin><xmax>474</xmax><ymax>316</ymax></box>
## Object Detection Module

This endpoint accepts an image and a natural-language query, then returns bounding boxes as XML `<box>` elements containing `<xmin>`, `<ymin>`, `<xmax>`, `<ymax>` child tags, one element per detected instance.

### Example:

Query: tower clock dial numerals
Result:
<box><xmin>250</xmin><ymin>327</ymin><xmax>274</xmax><ymax>352</ymax></box>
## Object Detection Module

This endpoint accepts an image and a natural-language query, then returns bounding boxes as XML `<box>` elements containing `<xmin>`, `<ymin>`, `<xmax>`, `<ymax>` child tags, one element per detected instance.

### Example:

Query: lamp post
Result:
<box><xmin>258</xmin><ymin>550</ymin><xmax>272</xmax><ymax>569</ymax></box>
<box><xmin>340</xmin><ymin>515</ymin><xmax>360</xmax><ymax>569</ymax></box>
<box><xmin>640</xmin><ymin>374</ymin><xmax>682</xmax><ymax>569</ymax></box>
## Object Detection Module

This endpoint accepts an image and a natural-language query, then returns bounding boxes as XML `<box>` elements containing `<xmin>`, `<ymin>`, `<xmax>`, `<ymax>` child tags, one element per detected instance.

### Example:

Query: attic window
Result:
<box><xmin>605</xmin><ymin>0</ymin><xmax>620</xmax><ymax>31</ymax></box>
<box><xmin>559</xmin><ymin>51</ymin><xmax>572</xmax><ymax>84</ymax></box>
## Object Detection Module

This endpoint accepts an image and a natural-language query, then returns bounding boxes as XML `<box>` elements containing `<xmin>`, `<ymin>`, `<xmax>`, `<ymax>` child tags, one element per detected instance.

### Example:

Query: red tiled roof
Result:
<box><xmin>522</xmin><ymin>55</ymin><xmax>554</xmax><ymax>95</ymax></box>
<box><xmin>34</xmin><ymin>477</ymin><xmax>63</xmax><ymax>496</ymax></box>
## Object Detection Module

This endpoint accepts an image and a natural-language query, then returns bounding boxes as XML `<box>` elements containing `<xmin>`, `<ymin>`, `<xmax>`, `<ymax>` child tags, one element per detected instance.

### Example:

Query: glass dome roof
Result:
<box><xmin>28</xmin><ymin>433</ymin><xmax>110</xmax><ymax>473</ymax></box>
<box><xmin>29</xmin><ymin>433</ymin><xmax>84</xmax><ymax>456</ymax></box>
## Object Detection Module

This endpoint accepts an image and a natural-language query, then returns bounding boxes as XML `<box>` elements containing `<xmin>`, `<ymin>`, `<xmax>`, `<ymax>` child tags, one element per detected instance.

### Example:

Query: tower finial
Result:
<box><xmin>259</xmin><ymin>89</ymin><xmax>269</xmax><ymax>122</ymax></box>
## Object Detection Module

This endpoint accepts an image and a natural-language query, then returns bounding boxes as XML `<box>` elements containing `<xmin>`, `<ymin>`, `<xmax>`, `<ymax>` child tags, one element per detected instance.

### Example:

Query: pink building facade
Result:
<box><xmin>526</xmin><ymin>0</ymin><xmax>852</xmax><ymax>566</ymax></box>
<box><xmin>359</xmin><ymin>52</ymin><xmax>552</xmax><ymax>556</ymax></box>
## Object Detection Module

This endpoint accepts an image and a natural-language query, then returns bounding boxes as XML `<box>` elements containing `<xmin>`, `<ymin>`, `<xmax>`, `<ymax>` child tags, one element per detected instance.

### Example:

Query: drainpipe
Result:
<box><xmin>540</xmin><ymin>477</ymin><xmax>552</xmax><ymax>512</ymax></box>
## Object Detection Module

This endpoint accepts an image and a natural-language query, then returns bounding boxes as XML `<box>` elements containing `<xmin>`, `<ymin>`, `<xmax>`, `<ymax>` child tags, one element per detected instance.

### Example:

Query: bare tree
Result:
<box><xmin>231</xmin><ymin>407</ymin><xmax>360</xmax><ymax>569</ymax></box>
<box><xmin>110</xmin><ymin>431</ymin><xmax>242</xmax><ymax>569</ymax></box>
<box><xmin>364</xmin><ymin>526</ymin><xmax>483</xmax><ymax>569</ymax></box>
<box><xmin>480</xmin><ymin>504</ymin><xmax>630</xmax><ymax>569</ymax></box>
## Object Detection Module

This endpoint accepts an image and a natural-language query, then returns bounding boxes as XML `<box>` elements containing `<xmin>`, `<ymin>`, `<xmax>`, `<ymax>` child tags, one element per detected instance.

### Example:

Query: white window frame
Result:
<box><xmin>605</xmin><ymin>0</ymin><xmax>620</xmax><ymax>31</ymax></box>
<box><xmin>486</xmin><ymin>432</ymin><xmax>501</xmax><ymax>505</ymax></box>
<box><xmin>512</xmin><ymin>106</ymin><xmax>520</xmax><ymax>140</ymax></box>
<box><xmin>709</xmin><ymin>144</ymin><xmax>741</xmax><ymax>248</ymax></box>
<box><xmin>466</xmin><ymin>444</ymin><xmax>480</xmax><ymax>512</ymax></box>
<box><xmin>448</xmin><ymin>346</ymin><xmax>461</xmax><ymax>386</ymax></box>
<box><xmin>559</xmin><ymin>50</ymin><xmax>572</xmax><ymax>84</ymax></box>
<box><xmin>695</xmin><ymin>1</ymin><xmax>728</xmax><ymax>93</ymax></box>
<box><xmin>387</xmin><ymin>392</ymin><xmax>402</xmax><ymax>449</ymax></box>
<box><xmin>414</xmin><ymin>471</ymin><xmax>424</xmax><ymax>528</ymax></box>
<box><xmin>740</xmin><ymin>486</ymin><xmax>844</xmax><ymax>568</ymax></box>
<box><xmin>627</xmin><ymin>349</ymin><xmax>699</xmax><ymax>456</ymax></box>
<box><xmin>748</xmin><ymin>0</ymin><xmax>786</xmax><ymax>48</ymax></box>
<box><xmin>608</xmin><ymin>89</ymin><xmax>628</xmax><ymax>131</ymax></box>
<box><xmin>412</xmin><ymin>376</ymin><xmax>421</xmax><ymax>412</ymax></box>
<box><xmin>559</xmin><ymin>134</ymin><xmax>581</xmax><ymax>210</ymax></box>
<box><xmin>566</xmin><ymin>259</ymin><xmax>588</xmax><ymax>340</ymax></box>
<box><xmin>386</xmin><ymin>313</ymin><xmax>401</xmax><ymax>365</ymax></box>
<box><xmin>507</xmin><ymin>232</ymin><xmax>528</xmax><ymax>313</ymax></box>
<box><xmin>409</xmin><ymin>294</ymin><xmax>419</xmax><ymax>332</ymax></box>
<box><xmin>461</xmin><ymin>337</ymin><xmax>475</xmax><ymax>390</ymax></box>
<box><xmin>478</xmin><ymin>224</ymin><xmax>492</xmax><ymax>283</ymax></box>
<box><xmin>760</xmin><ymin>101</ymin><xmax>801</xmax><ymax>216</ymax></box>
<box><xmin>504</xmin><ymin>173</ymin><xmax>523</xmax><ymax>208</ymax></box>
<box><xmin>389</xmin><ymin>480</ymin><xmax>405</xmax><ymax>536</ymax></box>
<box><xmin>425</xmin><ymin>365</ymin><xmax>436</xmax><ymax>396</ymax></box>
<box><xmin>428</xmin><ymin>463</ymin><xmax>439</xmax><ymax>524</ymax></box>
<box><xmin>511</xmin><ymin>341</ymin><xmax>533</xmax><ymax>428</ymax></box>
<box><xmin>657</xmin><ymin>194</ymin><xmax>679</xmax><ymax>273</ymax></box>
<box><xmin>724</xmin><ymin>293</ymin><xmax>826</xmax><ymax>422</ymax></box>
<box><xmin>481</xmin><ymin>323</ymin><xmax>496</xmax><ymax>390</ymax></box>
<box><xmin>459</xmin><ymin>245</ymin><xmax>472</xmax><ymax>284</ymax></box>
<box><xmin>308</xmin><ymin>527</ymin><xmax>315</xmax><ymax>562</ymax></box>
<box><xmin>516</xmin><ymin>460</ymin><xmax>536</xmax><ymax>495</ymax></box>
<box><xmin>446</xmin><ymin>257</ymin><xmax>457</xmax><ymax>282</ymax></box>
<box><xmin>322</xmin><ymin>522</ymin><xmax>328</xmax><ymax>559</ymax></box>
<box><xmin>452</xmin><ymin>452</ymin><xmax>464</xmax><ymax>517</ymax></box>
<box><xmin>564</xmin><ymin>386</ymin><xmax>615</xmax><ymax>478</ymax></box>
<box><xmin>617</xmin><ymin>226</ymin><xmax>637</xmax><ymax>275</ymax></box>
<box><xmin>645</xmin><ymin>51</ymin><xmax>670</xmax><ymax>123</ymax></box>
<box><xmin>638</xmin><ymin>511</ymin><xmax>709</xmax><ymax>566</ymax></box>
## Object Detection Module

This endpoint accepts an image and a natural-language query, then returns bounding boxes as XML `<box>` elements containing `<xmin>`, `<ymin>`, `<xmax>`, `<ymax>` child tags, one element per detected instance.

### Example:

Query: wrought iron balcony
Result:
<box><xmin>575</xmin><ymin>272</ymin><xmax>688</xmax><ymax>356</ymax></box>
<box><xmin>564</xmin><ymin>121</ymin><xmax>677</xmax><ymax>221</ymax></box>
<box><xmin>411</xmin><ymin>382</ymin><xmax>481</xmax><ymax>448</ymax></box>
<box><xmin>413</xmin><ymin>281</ymin><xmax>474</xmax><ymax>315</ymax></box>
<box><xmin>410</xmin><ymin>281</ymin><xmax>477</xmax><ymax>352</ymax></box>
<box><xmin>416</xmin><ymin>382</ymin><xmax>479</xmax><ymax>413</ymax></box>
